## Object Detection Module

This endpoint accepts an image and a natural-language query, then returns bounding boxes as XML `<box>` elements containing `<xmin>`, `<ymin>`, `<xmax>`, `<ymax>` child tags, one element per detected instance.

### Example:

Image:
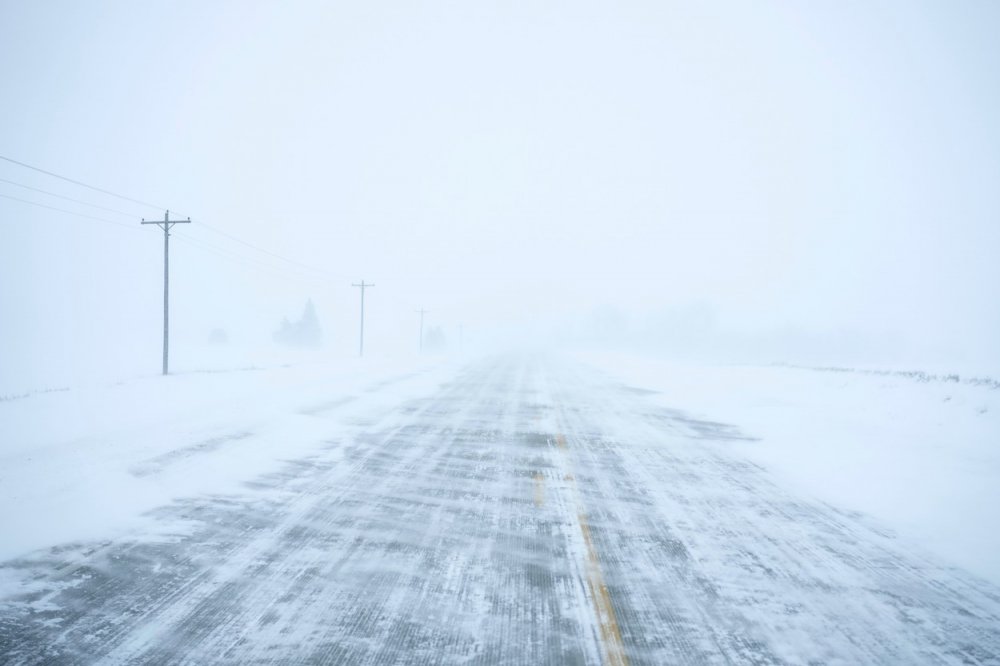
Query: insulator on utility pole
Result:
<box><xmin>141</xmin><ymin>210</ymin><xmax>191</xmax><ymax>375</ymax></box>
<box><xmin>352</xmin><ymin>281</ymin><xmax>374</xmax><ymax>357</ymax></box>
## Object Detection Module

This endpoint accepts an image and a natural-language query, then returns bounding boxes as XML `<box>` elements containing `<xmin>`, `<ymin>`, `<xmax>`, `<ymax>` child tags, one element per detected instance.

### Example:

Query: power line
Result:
<box><xmin>0</xmin><ymin>154</ymin><xmax>167</xmax><ymax>212</ymax></box>
<box><xmin>0</xmin><ymin>193</ymin><xmax>137</xmax><ymax>230</ymax></box>
<box><xmin>197</xmin><ymin>221</ymin><xmax>350</xmax><ymax>279</ymax></box>
<box><xmin>0</xmin><ymin>154</ymin><xmax>349</xmax><ymax>280</ymax></box>
<box><xmin>0</xmin><ymin>177</ymin><xmax>138</xmax><ymax>217</ymax></box>
<box><xmin>173</xmin><ymin>231</ymin><xmax>335</xmax><ymax>284</ymax></box>
<box><xmin>0</xmin><ymin>188</ymin><xmax>339</xmax><ymax>283</ymax></box>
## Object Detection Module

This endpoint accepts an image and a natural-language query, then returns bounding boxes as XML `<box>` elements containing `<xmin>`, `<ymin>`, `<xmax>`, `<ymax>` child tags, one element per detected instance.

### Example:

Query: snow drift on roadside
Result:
<box><xmin>0</xmin><ymin>355</ymin><xmax>451</xmax><ymax>567</ymax></box>
<box><xmin>577</xmin><ymin>351</ymin><xmax>1000</xmax><ymax>585</ymax></box>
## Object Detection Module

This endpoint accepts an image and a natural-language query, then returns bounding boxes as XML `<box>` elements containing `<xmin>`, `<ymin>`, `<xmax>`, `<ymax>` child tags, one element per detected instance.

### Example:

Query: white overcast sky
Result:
<box><xmin>1</xmin><ymin>1</ymin><xmax>999</xmax><ymax>384</ymax></box>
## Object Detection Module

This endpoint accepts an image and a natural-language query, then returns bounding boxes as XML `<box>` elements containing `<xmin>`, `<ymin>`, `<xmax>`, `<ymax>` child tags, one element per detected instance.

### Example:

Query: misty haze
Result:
<box><xmin>2</xmin><ymin>2</ymin><xmax>999</xmax><ymax>664</ymax></box>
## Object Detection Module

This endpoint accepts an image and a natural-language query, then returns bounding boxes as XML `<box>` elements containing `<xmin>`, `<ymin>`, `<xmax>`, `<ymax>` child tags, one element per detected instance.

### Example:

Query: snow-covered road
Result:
<box><xmin>2</xmin><ymin>355</ymin><xmax>999</xmax><ymax>664</ymax></box>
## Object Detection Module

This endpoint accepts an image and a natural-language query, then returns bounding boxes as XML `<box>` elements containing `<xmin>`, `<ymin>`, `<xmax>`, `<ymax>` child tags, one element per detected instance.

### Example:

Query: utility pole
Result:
<box><xmin>415</xmin><ymin>309</ymin><xmax>427</xmax><ymax>352</ymax></box>
<box><xmin>352</xmin><ymin>281</ymin><xmax>374</xmax><ymax>357</ymax></box>
<box><xmin>141</xmin><ymin>210</ymin><xmax>190</xmax><ymax>375</ymax></box>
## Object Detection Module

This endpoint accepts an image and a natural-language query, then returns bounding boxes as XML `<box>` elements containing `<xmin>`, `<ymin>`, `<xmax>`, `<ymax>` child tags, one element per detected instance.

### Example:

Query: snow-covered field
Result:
<box><xmin>578</xmin><ymin>351</ymin><xmax>1000</xmax><ymax>586</ymax></box>
<box><xmin>0</xmin><ymin>354</ymin><xmax>449</xmax><ymax>568</ymax></box>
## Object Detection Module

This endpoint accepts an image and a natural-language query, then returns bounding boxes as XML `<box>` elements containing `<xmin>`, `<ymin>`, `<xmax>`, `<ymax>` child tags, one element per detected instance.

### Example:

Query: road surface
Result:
<box><xmin>2</xmin><ymin>355</ymin><xmax>999</xmax><ymax>664</ymax></box>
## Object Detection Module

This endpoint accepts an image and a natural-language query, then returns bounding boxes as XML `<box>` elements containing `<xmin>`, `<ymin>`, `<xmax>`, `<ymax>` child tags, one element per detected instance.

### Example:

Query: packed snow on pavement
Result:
<box><xmin>1</xmin><ymin>350</ymin><xmax>999</xmax><ymax>664</ymax></box>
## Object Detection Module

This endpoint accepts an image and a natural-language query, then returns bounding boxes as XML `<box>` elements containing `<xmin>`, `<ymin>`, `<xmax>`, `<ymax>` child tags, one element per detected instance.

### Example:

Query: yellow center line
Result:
<box><xmin>578</xmin><ymin>513</ymin><xmax>630</xmax><ymax>666</ymax></box>
<box><xmin>553</xmin><ymin>433</ymin><xmax>630</xmax><ymax>666</ymax></box>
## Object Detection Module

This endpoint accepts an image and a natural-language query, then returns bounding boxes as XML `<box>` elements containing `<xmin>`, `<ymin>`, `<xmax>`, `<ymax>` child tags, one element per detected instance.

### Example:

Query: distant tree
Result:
<box><xmin>274</xmin><ymin>299</ymin><xmax>323</xmax><ymax>348</ymax></box>
<box><xmin>424</xmin><ymin>326</ymin><xmax>447</xmax><ymax>352</ymax></box>
<box><xmin>208</xmin><ymin>328</ymin><xmax>229</xmax><ymax>345</ymax></box>
<box><xmin>298</xmin><ymin>300</ymin><xmax>322</xmax><ymax>347</ymax></box>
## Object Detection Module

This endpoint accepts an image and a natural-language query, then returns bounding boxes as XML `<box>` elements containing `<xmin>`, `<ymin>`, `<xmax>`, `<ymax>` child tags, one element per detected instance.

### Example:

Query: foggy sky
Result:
<box><xmin>2</xmin><ymin>1</ymin><xmax>999</xmax><ymax>388</ymax></box>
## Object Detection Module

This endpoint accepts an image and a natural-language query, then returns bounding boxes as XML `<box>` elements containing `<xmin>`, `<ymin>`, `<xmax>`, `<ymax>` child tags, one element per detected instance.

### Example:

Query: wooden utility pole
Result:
<box><xmin>415</xmin><ymin>309</ymin><xmax>427</xmax><ymax>352</ymax></box>
<box><xmin>352</xmin><ymin>281</ymin><xmax>374</xmax><ymax>357</ymax></box>
<box><xmin>141</xmin><ymin>210</ymin><xmax>190</xmax><ymax>375</ymax></box>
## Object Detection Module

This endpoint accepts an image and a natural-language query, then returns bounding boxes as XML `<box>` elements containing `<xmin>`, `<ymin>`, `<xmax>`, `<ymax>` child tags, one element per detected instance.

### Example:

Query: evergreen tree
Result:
<box><xmin>274</xmin><ymin>299</ymin><xmax>324</xmax><ymax>348</ymax></box>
